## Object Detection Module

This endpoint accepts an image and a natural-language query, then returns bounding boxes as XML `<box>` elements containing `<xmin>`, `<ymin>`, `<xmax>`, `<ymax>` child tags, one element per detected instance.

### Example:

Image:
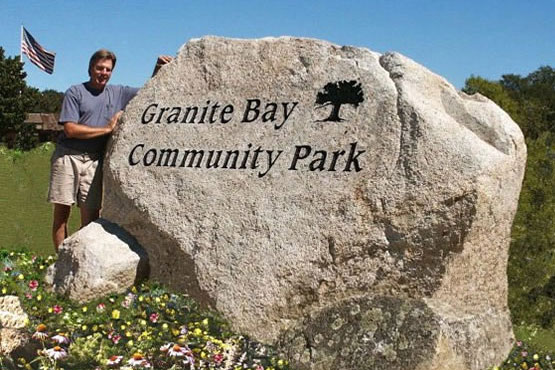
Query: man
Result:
<box><xmin>48</xmin><ymin>49</ymin><xmax>172</xmax><ymax>250</ymax></box>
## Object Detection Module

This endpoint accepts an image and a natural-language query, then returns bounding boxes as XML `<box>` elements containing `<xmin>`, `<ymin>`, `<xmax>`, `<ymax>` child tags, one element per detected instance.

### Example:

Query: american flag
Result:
<box><xmin>20</xmin><ymin>26</ymin><xmax>56</xmax><ymax>74</ymax></box>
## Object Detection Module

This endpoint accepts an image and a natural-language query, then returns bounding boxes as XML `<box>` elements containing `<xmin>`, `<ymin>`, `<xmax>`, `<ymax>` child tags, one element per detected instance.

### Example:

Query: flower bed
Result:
<box><xmin>0</xmin><ymin>250</ymin><xmax>289</xmax><ymax>369</ymax></box>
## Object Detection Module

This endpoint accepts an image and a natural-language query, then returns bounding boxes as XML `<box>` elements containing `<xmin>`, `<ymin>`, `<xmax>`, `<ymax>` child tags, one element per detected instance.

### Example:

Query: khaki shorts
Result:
<box><xmin>47</xmin><ymin>145</ymin><xmax>103</xmax><ymax>209</ymax></box>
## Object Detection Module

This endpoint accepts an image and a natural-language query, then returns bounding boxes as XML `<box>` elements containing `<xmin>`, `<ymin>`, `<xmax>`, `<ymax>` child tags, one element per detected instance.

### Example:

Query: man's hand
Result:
<box><xmin>152</xmin><ymin>55</ymin><xmax>174</xmax><ymax>76</ymax></box>
<box><xmin>63</xmin><ymin>110</ymin><xmax>123</xmax><ymax>139</ymax></box>
<box><xmin>108</xmin><ymin>111</ymin><xmax>123</xmax><ymax>132</ymax></box>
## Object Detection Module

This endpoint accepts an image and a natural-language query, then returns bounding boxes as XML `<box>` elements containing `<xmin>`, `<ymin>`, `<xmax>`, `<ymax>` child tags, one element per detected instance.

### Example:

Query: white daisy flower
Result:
<box><xmin>45</xmin><ymin>346</ymin><xmax>68</xmax><ymax>360</ymax></box>
<box><xmin>51</xmin><ymin>334</ymin><xmax>70</xmax><ymax>345</ymax></box>
<box><xmin>128</xmin><ymin>353</ymin><xmax>151</xmax><ymax>368</ymax></box>
<box><xmin>107</xmin><ymin>355</ymin><xmax>123</xmax><ymax>366</ymax></box>
<box><xmin>168</xmin><ymin>343</ymin><xmax>192</xmax><ymax>357</ymax></box>
<box><xmin>32</xmin><ymin>324</ymin><xmax>48</xmax><ymax>340</ymax></box>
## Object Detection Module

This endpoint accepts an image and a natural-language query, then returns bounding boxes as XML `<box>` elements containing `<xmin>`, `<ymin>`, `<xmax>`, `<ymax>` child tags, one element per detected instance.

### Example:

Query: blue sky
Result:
<box><xmin>1</xmin><ymin>0</ymin><xmax>553</xmax><ymax>92</ymax></box>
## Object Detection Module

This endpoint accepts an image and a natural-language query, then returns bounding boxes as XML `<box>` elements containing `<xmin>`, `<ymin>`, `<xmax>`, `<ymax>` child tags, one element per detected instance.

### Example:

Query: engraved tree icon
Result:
<box><xmin>315</xmin><ymin>80</ymin><xmax>364</xmax><ymax>122</ymax></box>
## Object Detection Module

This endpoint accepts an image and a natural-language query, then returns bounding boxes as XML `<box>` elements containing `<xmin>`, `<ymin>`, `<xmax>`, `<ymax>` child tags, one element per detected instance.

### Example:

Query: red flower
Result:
<box><xmin>111</xmin><ymin>334</ymin><xmax>121</xmax><ymax>344</ymax></box>
<box><xmin>213</xmin><ymin>353</ymin><xmax>223</xmax><ymax>364</ymax></box>
<box><xmin>29</xmin><ymin>280</ymin><xmax>39</xmax><ymax>291</ymax></box>
<box><xmin>52</xmin><ymin>305</ymin><xmax>63</xmax><ymax>314</ymax></box>
<box><xmin>149</xmin><ymin>312</ymin><xmax>159</xmax><ymax>323</ymax></box>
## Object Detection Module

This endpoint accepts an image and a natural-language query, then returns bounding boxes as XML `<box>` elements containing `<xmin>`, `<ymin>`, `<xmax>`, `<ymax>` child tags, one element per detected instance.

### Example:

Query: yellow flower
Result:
<box><xmin>155</xmin><ymin>297</ymin><xmax>161</xmax><ymax>303</ymax></box>
<box><xmin>36</xmin><ymin>295</ymin><xmax>42</xmax><ymax>301</ymax></box>
<box><xmin>1</xmin><ymin>288</ymin><xmax>7</xmax><ymax>294</ymax></box>
<box><xmin>131</xmin><ymin>286</ymin><xmax>137</xmax><ymax>293</ymax></box>
<box><xmin>193</xmin><ymin>328</ymin><xmax>202</xmax><ymax>336</ymax></box>
<box><xmin>127</xmin><ymin>340</ymin><xmax>134</xmax><ymax>347</ymax></box>
<box><xmin>112</xmin><ymin>310</ymin><xmax>121</xmax><ymax>319</ymax></box>
<box><xmin>125</xmin><ymin>331</ymin><xmax>132</xmax><ymax>337</ymax></box>
<box><xmin>172</xmin><ymin>328</ymin><xmax>180</xmax><ymax>336</ymax></box>
<box><xmin>92</xmin><ymin>325</ymin><xmax>98</xmax><ymax>332</ymax></box>
<box><xmin>138</xmin><ymin>296</ymin><xmax>144</xmax><ymax>302</ymax></box>
<box><xmin>48</xmin><ymin>308</ymin><xmax>53</xmax><ymax>313</ymax></box>
<box><xmin>82</xmin><ymin>325</ymin><xmax>88</xmax><ymax>331</ymax></box>
<box><xmin>39</xmin><ymin>265</ymin><xmax>45</xmax><ymax>270</ymax></box>
<box><xmin>18</xmin><ymin>274</ymin><xmax>24</xmax><ymax>280</ymax></box>
<box><xmin>162</xmin><ymin>323</ymin><xmax>169</xmax><ymax>331</ymax></box>
<box><xmin>121</xmin><ymin>325</ymin><xmax>126</xmax><ymax>330</ymax></box>
<box><xmin>202</xmin><ymin>318</ymin><xmax>209</xmax><ymax>326</ymax></box>
<box><xmin>82</xmin><ymin>306</ymin><xmax>88</xmax><ymax>313</ymax></box>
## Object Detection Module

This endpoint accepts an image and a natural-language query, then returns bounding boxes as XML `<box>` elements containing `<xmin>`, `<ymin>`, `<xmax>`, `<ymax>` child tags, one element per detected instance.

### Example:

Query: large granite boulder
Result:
<box><xmin>98</xmin><ymin>37</ymin><xmax>525</xmax><ymax>369</ymax></box>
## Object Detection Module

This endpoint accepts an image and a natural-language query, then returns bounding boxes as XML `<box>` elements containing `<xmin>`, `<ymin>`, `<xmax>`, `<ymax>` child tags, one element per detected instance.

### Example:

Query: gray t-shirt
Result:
<box><xmin>58</xmin><ymin>83</ymin><xmax>139</xmax><ymax>153</ymax></box>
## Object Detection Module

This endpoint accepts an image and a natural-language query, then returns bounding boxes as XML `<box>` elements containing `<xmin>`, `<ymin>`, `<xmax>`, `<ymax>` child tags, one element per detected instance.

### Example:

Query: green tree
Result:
<box><xmin>24</xmin><ymin>87</ymin><xmax>63</xmax><ymax>113</ymax></box>
<box><xmin>501</xmin><ymin>66</ymin><xmax>555</xmax><ymax>139</ymax></box>
<box><xmin>0</xmin><ymin>47</ymin><xmax>28</xmax><ymax>148</ymax></box>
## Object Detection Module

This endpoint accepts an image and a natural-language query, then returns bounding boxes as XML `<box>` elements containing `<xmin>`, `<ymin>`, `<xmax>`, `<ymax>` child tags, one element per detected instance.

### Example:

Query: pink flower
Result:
<box><xmin>255</xmin><ymin>365</ymin><xmax>264</xmax><ymax>370</ymax></box>
<box><xmin>28</xmin><ymin>280</ymin><xmax>39</xmax><ymax>291</ymax></box>
<box><xmin>522</xmin><ymin>351</ymin><xmax>528</xmax><ymax>357</ymax></box>
<box><xmin>25</xmin><ymin>293</ymin><xmax>33</xmax><ymax>299</ymax></box>
<box><xmin>52</xmin><ymin>305</ymin><xmax>63</xmax><ymax>314</ymax></box>
<box><xmin>108</xmin><ymin>331</ymin><xmax>122</xmax><ymax>344</ymax></box>
<box><xmin>96</xmin><ymin>303</ymin><xmax>106</xmax><ymax>312</ymax></box>
<box><xmin>149</xmin><ymin>312</ymin><xmax>159</xmax><ymax>323</ymax></box>
<box><xmin>3</xmin><ymin>266</ymin><xmax>12</xmax><ymax>272</ymax></box>
<box><xmin>213</xmin><ymin>353</ymin><xmax>224</xmax><ymax>364</ymax></box>
<box><xmin>516</xmin><ymin>341</ymin><xmax>523</xmax><ymax>347</ymax></box>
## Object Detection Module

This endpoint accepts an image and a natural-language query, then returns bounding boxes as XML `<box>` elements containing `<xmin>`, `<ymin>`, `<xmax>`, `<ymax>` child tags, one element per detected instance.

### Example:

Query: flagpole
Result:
<box><xmin>20</xmin><ymin>25</ymin><xmax>23</xmax><ymax>63</ymax></box>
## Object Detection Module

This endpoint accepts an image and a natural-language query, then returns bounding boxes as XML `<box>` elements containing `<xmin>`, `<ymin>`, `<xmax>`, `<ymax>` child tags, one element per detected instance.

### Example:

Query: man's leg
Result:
<box><xmin>79</xmin><ymin>154</ymin><xmax>102</xmax><ymax>228</ymax></box>
<box><xmin>80</xmin><ymin>207</ymin><xmax>100</xmax><ymax>228</ymax></box>
<box><xmin>53</xmin><ymin>203</ymin><xmax>71</xmax><ymax>251</ymax></box>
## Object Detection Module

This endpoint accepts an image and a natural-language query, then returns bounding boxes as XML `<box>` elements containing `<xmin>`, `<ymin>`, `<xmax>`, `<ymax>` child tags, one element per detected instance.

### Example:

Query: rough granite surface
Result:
<box><xmin>46</xmin><ymin>219</ymin><xmax>149</xmax><ymax>303</ymax></box>
<box><xmin>92</xmin><ymin>36</ymin><xmax>525</xmax><ymax>369</ymax></box>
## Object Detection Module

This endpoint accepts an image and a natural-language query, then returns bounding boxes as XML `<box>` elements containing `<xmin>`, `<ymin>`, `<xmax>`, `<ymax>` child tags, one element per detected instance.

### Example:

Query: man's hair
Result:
<box><xmin>88</xmin><ymin>49</ymin><xmax>117</xmax><ymax>76</ymax></box>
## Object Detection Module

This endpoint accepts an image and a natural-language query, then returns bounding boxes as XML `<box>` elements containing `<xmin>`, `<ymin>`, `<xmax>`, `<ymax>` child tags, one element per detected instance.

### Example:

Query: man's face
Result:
<box><xmin>89</xmin><ymin>58</ymin><xmax>113</xmax><ymax>90</ymax></box>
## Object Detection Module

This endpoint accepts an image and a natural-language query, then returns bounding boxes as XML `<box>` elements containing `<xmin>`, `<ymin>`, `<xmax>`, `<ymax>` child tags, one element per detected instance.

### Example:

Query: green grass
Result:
<box><xmin>0</xmin><ymin>143</ymin><xmax>80</xmax><ymax>255</ymax></box>
<box><xmin>514</xmin><ymin>325</ymin><xmax>555</xmax><ymax>353</ymax></box>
